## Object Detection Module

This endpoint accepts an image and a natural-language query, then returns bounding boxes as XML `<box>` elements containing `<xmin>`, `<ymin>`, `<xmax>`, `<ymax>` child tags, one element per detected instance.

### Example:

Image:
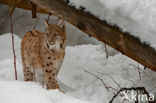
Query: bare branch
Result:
<box><xmin>83</xmin><ymin>69</ymin><xmax>109</xmax><ymax>91</ymax></box>
<box><xmin>9</xmin><ymin>11</ymin><xmax>17</xmax><ymax>80</ymax></box>
<box><xmin>30</xmin><ymin>1</ymin><xmax>37</xmax><ymax>18</ymax></box>
<box><xmin>137</xmin><ymin>63</ymin><xmax>141</xmax><ymax>80</ymax></box>
<box><xmin>98</xmin><ymin>72</ymin><xmax>121</xmax><ymax>89</ymax></box>
<box><xmin>129</xmin><ymin>63</ymin><xmax>143</xmax><ymax>80</ymax></box>
<box><xmin>104</xmin><ymin>44</ymin><xmax>108</xmax><ymax>59</ymax></box>
<box><xmin>127</xmin><ymin>79</ymin><xmax>135</xmax><ymax>87</ymax></box>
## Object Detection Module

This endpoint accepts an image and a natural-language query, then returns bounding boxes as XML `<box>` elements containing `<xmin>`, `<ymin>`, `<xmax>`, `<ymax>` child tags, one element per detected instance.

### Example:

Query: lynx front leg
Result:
<box><xmin>43</xmin><ymin>69</ymin><xmax>60</xmax><ymax>90</ymax></box>
<box><xmin>23</xmin><ymin>66</ymin><xmax>34</xmax><ymax>81</ymax></box>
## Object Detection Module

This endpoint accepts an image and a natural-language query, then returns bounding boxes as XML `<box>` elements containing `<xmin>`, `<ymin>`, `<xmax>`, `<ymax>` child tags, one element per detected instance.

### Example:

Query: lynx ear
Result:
<box><xmin>44</xmin><ymin>19</ymin><xmax>49</xmax><ymax>28</ymax></box>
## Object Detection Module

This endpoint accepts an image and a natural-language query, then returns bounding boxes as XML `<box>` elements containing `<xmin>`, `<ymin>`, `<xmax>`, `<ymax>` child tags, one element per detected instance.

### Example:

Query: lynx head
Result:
<box><xmin>44</xmin><ymin>20</ymin><xmax>65</xmax><ymax>51</ymax></box>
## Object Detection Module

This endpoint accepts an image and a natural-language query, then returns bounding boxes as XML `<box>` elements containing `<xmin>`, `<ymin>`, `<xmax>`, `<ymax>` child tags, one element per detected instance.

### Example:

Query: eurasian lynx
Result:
<box><xmin>21</xmin><ymin>20</ymin><xmax>66</xmax><ymax>90</ymax></box>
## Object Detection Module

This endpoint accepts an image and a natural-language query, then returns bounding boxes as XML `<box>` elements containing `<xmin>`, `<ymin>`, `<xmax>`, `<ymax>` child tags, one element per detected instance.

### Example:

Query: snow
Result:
<box><xmin>0</xmin><ymin>33</ymin><xmax>156</xmax><ymax>103</ymax></box>
<box><xmin>67</xmin><ymin>0</ymin><xmax>156</xmax><ymax>48</ymax></box>
<box><xmin>0</xmin><ymin>80</ymin><xmax>90</xmax><ymax>103</ymax></box>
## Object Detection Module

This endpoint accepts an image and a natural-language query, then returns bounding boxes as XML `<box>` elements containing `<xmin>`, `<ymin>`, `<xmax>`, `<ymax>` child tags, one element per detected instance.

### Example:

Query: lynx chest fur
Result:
<box><xmin>21</xmin><ymin>21</ymin><xmax>66</xmax><ymax>90</ymax></box>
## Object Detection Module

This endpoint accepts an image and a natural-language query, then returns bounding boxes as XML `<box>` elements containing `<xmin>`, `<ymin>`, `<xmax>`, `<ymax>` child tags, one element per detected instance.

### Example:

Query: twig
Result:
<box><xmin>107</xmin><ymin>86</ymin><xmax>129</xmax><ymax>102</ymax></box>
<box><xmin>8</xmin><ymin>0</ymin><xmax>17</xmax><ymax>16</ymax></box>
<box><xmin>104</xmin><ymin>44</ymin><xmax>108</xmax><ymax>59</ymax></box>
<box><xmin>98</xmin><ymin>72</ymin><xmax>121</xmax><ymax>89</ymax></box>
<box><xmin>83</xmin><ymin>69</ymin><xmax>109</xmax><ymax>91</ymax></box>
<box><xmin>129</xmin><ymin>63</ymin><xmax>145</xmax><ymax>79</ymax></box>
<box><xmin>127</xmin><ymin>79</ymin><xmax>135</xmax><ymax>87</ymax></box>
<box><xmin>129</xmin><ymin>63</ymin><xmax>144</xmax><ymax>72</ymax></box>
<box><xmin>10</xmin><ymin>12</ymin><xmax>17</xmax><ymax>80</ymax></box>
<box><xmin>107</xmin><ymin>86</ymin><xmax>118</xmax><ymax>92</ymax></box>
<box><xmin>30</xmin><ymin>1</ymin><xmax>37</xmax><ymax>18</ymax></box>
<box><xmin>9</xmin><ymin>6</ymin><xmax>16</xmax><ymax>16</ymax></box>
<box><xmin>137</xmin><ymin>63</ymin><xmax>141</xmax><ymax>80</ymax></box>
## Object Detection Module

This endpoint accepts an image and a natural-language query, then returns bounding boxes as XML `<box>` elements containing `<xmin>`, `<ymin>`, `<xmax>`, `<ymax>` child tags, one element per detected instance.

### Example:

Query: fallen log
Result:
<box><xmin>1</xmin><ymin>0</ymin><xmax>156</xmax><ymax>72</ymax></box>
<box><xmin>0</xmin><ymin>0</ymin><xmax>48</xmax><ymax>14</ymax></box>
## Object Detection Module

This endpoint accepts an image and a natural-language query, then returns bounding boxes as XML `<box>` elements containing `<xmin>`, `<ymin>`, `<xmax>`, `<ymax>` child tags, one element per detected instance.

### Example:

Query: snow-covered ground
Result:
<box><xmin>67</xmin><ymin>0</ymin><xmax>156</xmax><ymax>48</ymax></box>
<box><xmin>0</xmin><ymin>33</ymin><xmax>156</xmax><ymax>103</ymax></box>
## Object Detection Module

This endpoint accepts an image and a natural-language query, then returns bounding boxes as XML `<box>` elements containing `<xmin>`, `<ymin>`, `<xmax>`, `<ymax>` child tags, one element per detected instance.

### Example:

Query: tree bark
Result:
<box><xmin>1</xmin><ymin>0</ymin><xmax>156</xmax><ymax>72</ymax></box>
<box><xmin>0</xmin><ymin>0</ymin><xmax>48</xmax><ymax>14</ymax></box>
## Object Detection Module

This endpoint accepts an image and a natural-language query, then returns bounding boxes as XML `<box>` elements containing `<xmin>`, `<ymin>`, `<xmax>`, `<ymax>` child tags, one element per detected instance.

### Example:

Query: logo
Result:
<box><xmin>122</xmin><ymin>91</ymin><xmax>154</xmax><ymax>102</ymax></box>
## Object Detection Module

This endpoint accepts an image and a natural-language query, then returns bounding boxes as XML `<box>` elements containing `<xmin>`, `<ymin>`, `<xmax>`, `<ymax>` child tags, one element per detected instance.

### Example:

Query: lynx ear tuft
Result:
<box><xmin>44</xmin><ymin>19</ymin><xmax>49</xmax><ymax>28</ymax></box>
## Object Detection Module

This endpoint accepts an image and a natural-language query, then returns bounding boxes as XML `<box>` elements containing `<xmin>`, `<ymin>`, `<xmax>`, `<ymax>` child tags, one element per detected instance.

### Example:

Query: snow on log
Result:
<box><xmin>1</xmin><ymin>0</ymin><xmax>156</xmax><ymax>72</ymax></box>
